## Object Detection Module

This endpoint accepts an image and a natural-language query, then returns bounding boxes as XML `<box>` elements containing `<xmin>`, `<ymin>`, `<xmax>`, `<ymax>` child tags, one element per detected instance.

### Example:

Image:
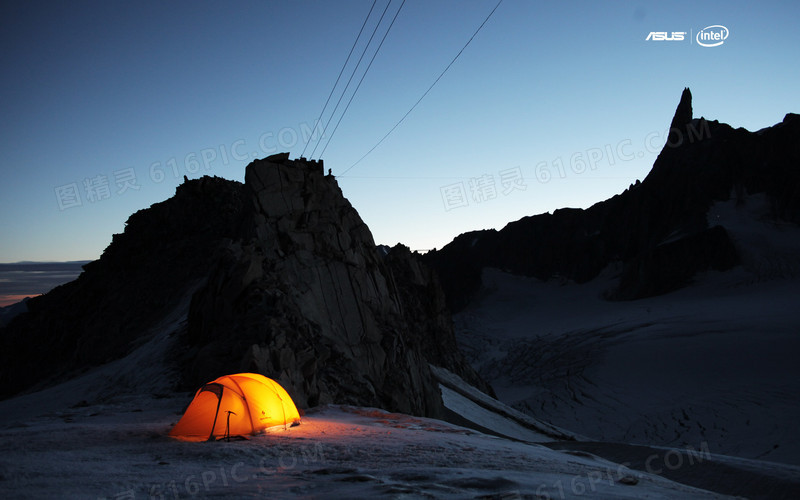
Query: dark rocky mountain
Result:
<box><xmin>0</xmin><ymin>154</ymin><xmax>491</xmax><ymax>417</ymax></box>
<box><xmin>0</xmin><ymin>176</ymin><xmax>248</xmax><ymax>397</ymax></box>
<box><xmin>425</xmin><ymin>88</ymin><xmax>800</xmax><ymax>310</ymax></box>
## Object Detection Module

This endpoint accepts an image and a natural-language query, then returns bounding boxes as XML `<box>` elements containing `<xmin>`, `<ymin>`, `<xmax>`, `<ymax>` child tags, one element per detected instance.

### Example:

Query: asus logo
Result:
<box><xmin>646</xmin><ymin>32</ymin><xmax>687</xmax><ymax>41</ymax></box>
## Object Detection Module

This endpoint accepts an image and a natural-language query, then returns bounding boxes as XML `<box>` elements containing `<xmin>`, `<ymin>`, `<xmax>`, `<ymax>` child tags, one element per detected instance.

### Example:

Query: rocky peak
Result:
<box><xmin>2</xmin><ymin>153</ymin><xmax>488</xmax><ymax>417</ymax></box>
<box><xmin>671</xmin><ymin>87</ymin><xmax>693</xmax><ymax>128</ymax></box>
<box><xmin>667</xmin><ymin>87</ymin><xmax>693</xmax><ymax>146</ymax></box>
<box><xmin>179</xmin><ymin>154</ymin><xmax>488</xmax><ymax>416</ymax></box>
<box><xmin>182</xmin><ymin>153</ymin><xmax>482</xmax><ymax>416</ymax></box>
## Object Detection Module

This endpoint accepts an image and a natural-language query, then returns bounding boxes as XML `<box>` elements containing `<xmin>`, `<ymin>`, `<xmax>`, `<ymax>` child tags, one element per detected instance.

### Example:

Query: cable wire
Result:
<box><xmin>310</xmin><ymin>0</ymin><xmax>394</xmax><ymax>159</ymax></box>
<box><xmin>317</xmin><ymin>0</ymin><xmax>406</xmax><ymax>158</ymax></box>
<box><xmin>301</xmin><ymin>0</ymin><xmax>378</xmax><ymax>158</ymax></box>
<box><xmin>340</xmin><ymin>0</ymin><xmax>503</xmax><ymax>175</ymax></box>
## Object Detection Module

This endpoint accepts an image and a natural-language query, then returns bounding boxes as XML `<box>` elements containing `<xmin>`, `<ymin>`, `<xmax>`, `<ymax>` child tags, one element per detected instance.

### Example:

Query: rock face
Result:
<box><xmin>180</xmin><ymin>155</ymin><xmax>490</xmax><ymax>415</ymax></box>
<box><xmin>426</xmin><ymin>89</ymin><xmax>800</xmax><ymax>310</ymax></box>
<box><xmin>0</xmin><ymin>154</ymin><xmax>489</xmax><ymax>418</ymax></box>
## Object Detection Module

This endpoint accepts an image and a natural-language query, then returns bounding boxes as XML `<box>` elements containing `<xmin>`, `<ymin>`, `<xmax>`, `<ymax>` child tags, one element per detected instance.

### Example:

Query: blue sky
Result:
<box><xmin>1</xmin><ymin>0</ymin><xmax>798</xmax><ymax>262</ymax></box>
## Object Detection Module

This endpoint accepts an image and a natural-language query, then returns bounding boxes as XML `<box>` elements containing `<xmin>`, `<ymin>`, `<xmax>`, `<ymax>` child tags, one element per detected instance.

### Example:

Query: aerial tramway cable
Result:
<box><xmin>309</xmin><ymin>0</ymin><xmax>395</xmax><ymax>159</ymax></box>
<box><xmin>317</xmin><ymin>0</ymin><xmax>406</xmax><ymax>158</ymax></box>
<box><xmin>301</xmin><ymin>0</ymin><xmax>378</xmax><ymax>158</ymax></box>
<box><xmin>338</xmin><ymin>0</ymin><xmax>503</xmax><ymax>176</ymax></box>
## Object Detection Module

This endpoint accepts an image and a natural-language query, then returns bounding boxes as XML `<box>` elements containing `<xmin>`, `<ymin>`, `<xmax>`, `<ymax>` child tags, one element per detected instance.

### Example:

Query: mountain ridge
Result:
<box><xmin>2</xmin><ymin>88</ymin><xmax>797</xmax><ymax>419</ymax></box>
<box><xmin>425</xmin><ymin>89</ymin><xmax>800</xmax><ymax>310</ymax></box>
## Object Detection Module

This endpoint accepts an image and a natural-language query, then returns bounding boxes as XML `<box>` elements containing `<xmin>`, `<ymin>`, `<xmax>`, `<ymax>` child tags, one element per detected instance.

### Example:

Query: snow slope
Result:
<box><xmin>454</xmin><ymin>196</ymin><xmax>800</xmax><ymax>466</ymax></box>
<box><xmin>0</xmin><ymin>394</ymin><xmax>733</xmax><ymax>500</ymax></box>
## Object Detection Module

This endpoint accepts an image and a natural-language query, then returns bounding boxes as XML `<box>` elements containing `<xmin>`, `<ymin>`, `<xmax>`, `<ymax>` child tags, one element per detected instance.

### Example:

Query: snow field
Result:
<box><xmin>0</xmin><ymin>396</ymin><xmax>729</xmax><ymax>499</ymax></box>
<box><xmin>454</xmin><ymin>196</ymin><xmax>800</xmax><ymax>466</ymax></box>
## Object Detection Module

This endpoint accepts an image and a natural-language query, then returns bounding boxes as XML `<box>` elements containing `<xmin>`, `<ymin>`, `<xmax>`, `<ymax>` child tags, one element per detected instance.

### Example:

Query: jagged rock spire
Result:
<box><xmin>673</xmin><ymin>87</ymin><xmax>693</xmax><ymax>126</ymax></box>
<box><xmin>668</xmin><ymin>87</ymin><xmax>693</xmax><ymax>145</ymax></box>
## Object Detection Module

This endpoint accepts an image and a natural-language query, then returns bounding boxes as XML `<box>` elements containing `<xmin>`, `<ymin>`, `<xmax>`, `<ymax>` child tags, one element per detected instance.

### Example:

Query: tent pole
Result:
<box><xmin>207</xmin><ymin>387</ymin><xmax>224</xmax><ymax>442</ymax></box>
<box><xmin>228</xmin><ymin>377</ymin><xmax>256</xmax><ymax>435</ymax></box>
<box><xmin>225</xmin><ymin>411</ymin><xmax>236</xmax><ymax>442</ymax></box>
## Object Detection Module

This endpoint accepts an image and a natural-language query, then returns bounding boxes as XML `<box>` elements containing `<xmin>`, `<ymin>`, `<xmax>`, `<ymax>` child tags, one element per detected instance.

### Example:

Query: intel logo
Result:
<box><xmin>696</xmin><ymin>25</ymin><xmax>729</xmax><ymax>47</ymax></box>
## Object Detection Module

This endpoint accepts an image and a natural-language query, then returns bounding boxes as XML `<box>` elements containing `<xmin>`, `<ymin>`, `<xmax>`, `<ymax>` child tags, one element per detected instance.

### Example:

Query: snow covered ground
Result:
<box><xmin>456</xmin><ymin>268</ymin><xmax>800</xmax><ymax>465</ymax></box>
<box><xmin>0</xmin><ymin>330</ymin><xmax>796</xmax><ymax>499</ymax></box>
<box><xmin>454</xmin><ymin>195</ymin><xmax>800</xmax><ymax>468</ymax></box>
<box><xmin>0</xmin><ymin>392</ymin><xmax>735</xmax><ymax>500</ymax></box>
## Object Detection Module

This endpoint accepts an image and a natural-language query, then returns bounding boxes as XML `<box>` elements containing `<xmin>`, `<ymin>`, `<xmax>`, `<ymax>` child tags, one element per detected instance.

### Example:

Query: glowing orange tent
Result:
<box><xmin>169</xmin><ymin>373</ymin><xmax>301</xmax><ymax>441</ymax></box>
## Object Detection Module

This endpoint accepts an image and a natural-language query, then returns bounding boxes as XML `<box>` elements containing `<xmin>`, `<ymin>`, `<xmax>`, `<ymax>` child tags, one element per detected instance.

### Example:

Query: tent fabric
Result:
<box><xmin>169</xmin><ymin>373</ymin><xmax>301</xmax><ymax>441</ymax></box>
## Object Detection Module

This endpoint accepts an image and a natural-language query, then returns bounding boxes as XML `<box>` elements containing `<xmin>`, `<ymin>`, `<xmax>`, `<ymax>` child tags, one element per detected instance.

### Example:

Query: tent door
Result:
<box><xmin>200</xmin><ymin>383</ymin><xmax>225</xmax><ymax>442</ymax></box>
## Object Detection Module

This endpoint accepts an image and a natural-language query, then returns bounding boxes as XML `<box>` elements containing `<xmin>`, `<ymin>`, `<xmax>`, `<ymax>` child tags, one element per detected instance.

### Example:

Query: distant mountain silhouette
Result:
<box><xmin>425</xmin><ymin>88</ymin><xmax>800</xmax><ymax>310</ymax></box>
